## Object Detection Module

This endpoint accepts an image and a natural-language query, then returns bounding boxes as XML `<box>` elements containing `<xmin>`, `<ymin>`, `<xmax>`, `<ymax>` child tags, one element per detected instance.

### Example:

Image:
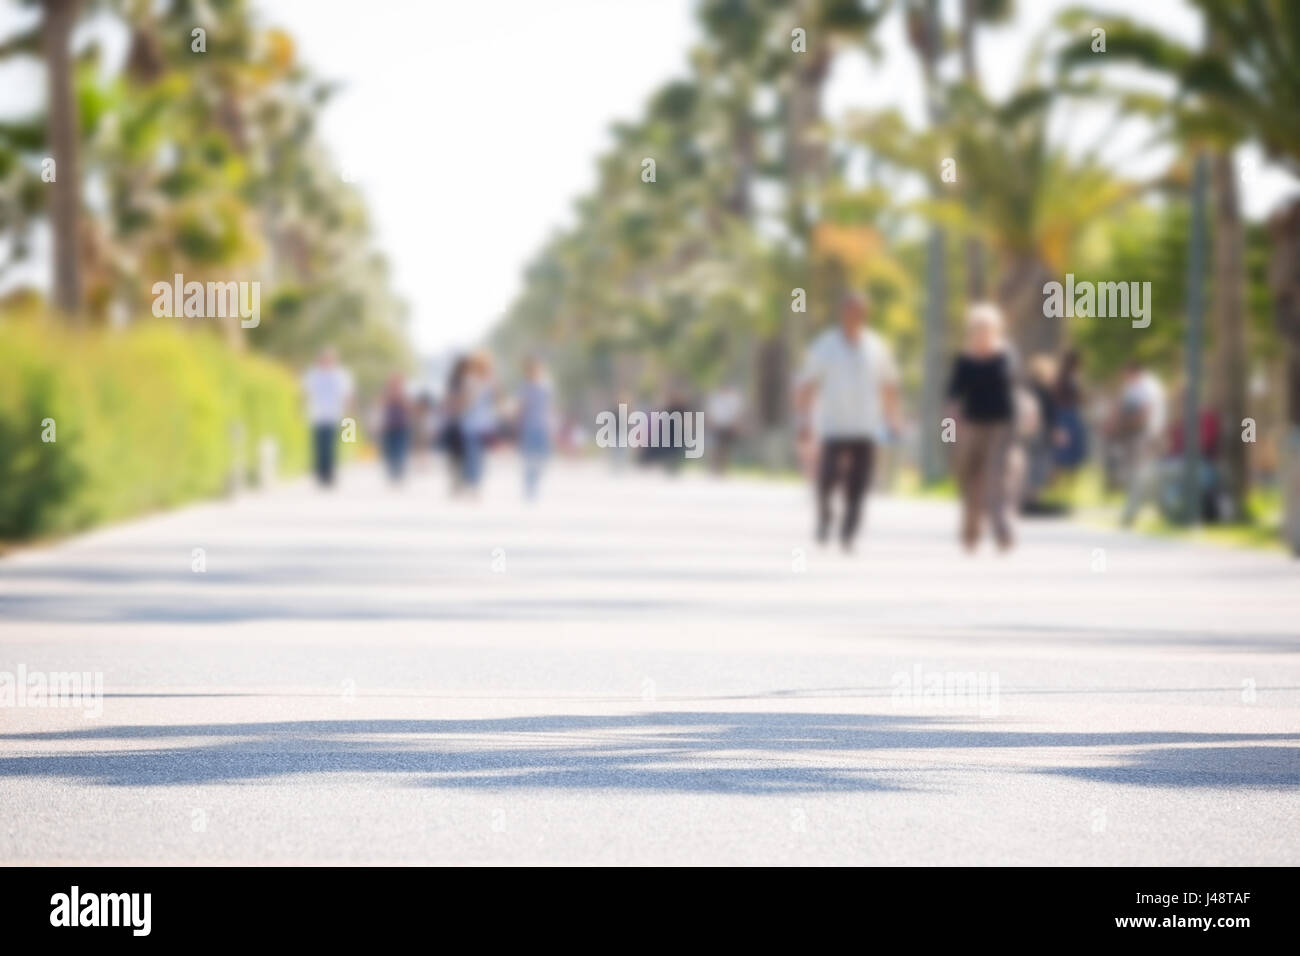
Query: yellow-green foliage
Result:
<box><xmin>0</xmin><ymin>317</ymin><xmax>306</xmax><ymax>540</ymax></box>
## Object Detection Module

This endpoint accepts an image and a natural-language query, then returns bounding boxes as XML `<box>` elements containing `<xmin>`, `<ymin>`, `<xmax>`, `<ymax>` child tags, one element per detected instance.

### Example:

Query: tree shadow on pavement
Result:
<box><xmin>1035</xmin><ymin>745</ymin><xmax>1300</xmax><ymax>788</ymax></box>
<box><xmin>2</xmin><ymin>712</ymin><xmax>1297</xmax><ymax>793</ymax></box>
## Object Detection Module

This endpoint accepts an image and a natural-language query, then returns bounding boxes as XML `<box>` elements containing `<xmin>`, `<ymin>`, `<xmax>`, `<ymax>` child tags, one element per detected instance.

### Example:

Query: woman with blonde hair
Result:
<box><xmin>945</xmin><ymin>303</ymin><xmax>1017</xmax><ymax>551</ymax></box>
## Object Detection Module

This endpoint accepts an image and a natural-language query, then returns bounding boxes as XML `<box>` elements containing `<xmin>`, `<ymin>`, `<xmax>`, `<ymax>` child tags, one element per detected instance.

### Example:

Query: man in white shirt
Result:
<box><xmin>302</xmin><ymin>346</ymin><xmax>354</xmax><ymax>486</ymax></box>
<box><xmin>795</xmin><ymin>293</ymin><xmax>902</xmax><ymax>550</ymax></box>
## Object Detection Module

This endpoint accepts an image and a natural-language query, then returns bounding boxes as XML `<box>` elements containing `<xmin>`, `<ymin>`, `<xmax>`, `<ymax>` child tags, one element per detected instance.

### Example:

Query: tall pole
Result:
<box><xmin>920</xmin><ymin>0</ymin><xmax>947</xmax><ymax>485</ymax></box>
<box><xmin>923</xmin><ymin>229</ymin><xmax>947</xmax><ymax>484</ymax></box>
<box><xmin>1181</xmin><ymin>153</ymin><xmax>1209</xmax><ymax>525</ymax></box>
<box><xmin>44</xmin><ymin>0</ymin><xmax>84</xmax><ymax>318</ymax></box>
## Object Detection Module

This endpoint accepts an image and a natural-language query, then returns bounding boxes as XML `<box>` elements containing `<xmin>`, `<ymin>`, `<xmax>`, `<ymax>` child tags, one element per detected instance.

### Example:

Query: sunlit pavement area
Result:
<box><xmin>1</xmin><ymin>458</ymin><xmax>1297</xmax><ymax>865</ymax></box>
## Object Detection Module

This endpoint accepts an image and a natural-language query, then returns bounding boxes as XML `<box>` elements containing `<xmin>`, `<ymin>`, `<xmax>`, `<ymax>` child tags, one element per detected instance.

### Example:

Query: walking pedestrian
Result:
<box><xmin>1116</xmin><ymin>359</ymin><xmax>1168</xmax><ymax>526</ymax></box>
<box><xmin>1022</xmin><ymin>354</ymin><xmax>1060</xmax><ymax>513</ymax></box>
<box><xmin>1052</xmin><ymin>350</ymin><xmax>1088</xmax><ymax>481</ymax></box>
<box><xmin>517</xmin><ymin>356</ymin><xmax>553</xmax><ymax>499</ymax></box>
<box><xmin>379</xmin><ymin>373</ymin><xmax>412</xmax><ymax>483</ymax></box>
<box><xmin>440</xmin><ymin>357</ymin><xmax>470</xmax><ymax>494</ymax></box>
<box><xmin>706</xmin><ymin>383</ymin><xmax>744</xmax><ymax>475</ymax></box>
<box><xmin>302</xmin><ymin>346</ymin><xmax>353</xmax><ymax>487</ymax></box>
<box><xmin>946</xmin><ymin>304</ymin><xmax>1017</xmax><ymax>551</ymax></box>
<box><xmin>794</xmin><ymin>292</ymin><xmax>901</xmax><ymax>552</ymax></box>
<box><xmin>459</xmin><ymin>352</ymin><xmax>497</xmax><ymax>494</ymax></box>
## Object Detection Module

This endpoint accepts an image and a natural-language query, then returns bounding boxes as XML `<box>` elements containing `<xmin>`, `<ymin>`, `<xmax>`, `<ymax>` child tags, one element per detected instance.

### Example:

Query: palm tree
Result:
<box><xmin>1059</xmin><ymin>0</ymin><xmax>1300</xmax><ymax>539</ymax></box>
<box><xmin>3</xmin><ymin>1</ymin><xmax>87</xmax><ymax>316</ymax></box>
<box><xmin>1270</xmin><ymin>201</ymin><xmax>1300</xmax><ymax>552</ymax></box>
<box><xmin>1057</xmin><ymin>10</ymin><xmax>1247</xmax><ymax>521</ymax></box>
<box><xmin>851</xmin><ymin>86</ymin><xmax>1141</xmax><ymax>354</ymax></box>
<box><xmin>41</xmin><ymin>0</ymin><xmax>84</xmax><ymax>316</ymax></box>
<box><xmin>778</xmin><ymin>0</ymin><xmax>890</xmax><ymax>235</ymax></box>
<box><xmin>698</xmin><ymin>0</ymin><xmax>774</xmax><ymax>220</ymax></box>
<box><xmin>0</xmin><ymin>19</ymin><xmax>47</xmax><ymax>281</ymax></box>
<box><xmin>1210</xmin><ymin>148</ymin><xmax>1248</xmax><ymax>519</ymax></box>
<box><xmin>904</xmin><ymin>0</ymin><xmax>949</xmax><ymax>483</ymax></box>
<box><xmin>956</xmin><ymin>0</ymin><xmax>1013</xmax><ymax>299</ymax></box>
<box><xmin>902</xmin><ymin>0</ymin><xmax>1012</xmax><ymax>480</ymax></box>
<box><xmin>763</xmin><ymin>0</ymin><xmax>888</xmax><ymax>454</ymax></box>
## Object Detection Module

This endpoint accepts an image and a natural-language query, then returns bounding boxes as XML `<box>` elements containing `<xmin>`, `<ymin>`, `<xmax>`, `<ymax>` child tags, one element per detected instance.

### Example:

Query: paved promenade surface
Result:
<box><xmin>1</xmin><ymin>459</ymin><xmax>1296</xmax><ymax>864</ymax></box>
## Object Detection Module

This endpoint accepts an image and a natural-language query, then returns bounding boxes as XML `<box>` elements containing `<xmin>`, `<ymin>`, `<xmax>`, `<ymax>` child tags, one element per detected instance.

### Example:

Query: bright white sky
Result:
<box><xmin>271</xmin><ymin>0</ymin><xmax>701</xmax><ymax>355</ymax></box>
<box><xmin>1</xmin><ymin>0</ymin><xmax>1296</xmax><ymax>356</ymax></box>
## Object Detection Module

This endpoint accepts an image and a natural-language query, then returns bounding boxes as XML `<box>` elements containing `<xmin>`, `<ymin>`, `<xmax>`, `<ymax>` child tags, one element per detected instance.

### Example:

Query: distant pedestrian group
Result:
<box><xmin>300</xmin><ymin>294</ymin><xmax>1213</xmax><ymax>554</ymax></box>
<box><xmin>300</xmin><ymin>345</ymin><xmax>554</xmax><ymax>500</ymax></box>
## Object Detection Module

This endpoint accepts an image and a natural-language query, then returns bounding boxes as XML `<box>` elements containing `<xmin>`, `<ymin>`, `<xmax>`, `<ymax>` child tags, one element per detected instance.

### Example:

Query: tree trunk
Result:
<box><xmin>43</xmin><ymin>0</ymin><xmax>82</xmax><ymax>318</ymax></box>
<box><xmin>756</xmin><ymin>334</ymin><xmax>790</xmax><ymax>429</ymax></box>
<box><xmin>958</xmin><ymin>0</ymin><xmax>986</xmax><ymax>303</ymax></box>
<box><xmin>1210</xmin><ymin>151</ymin><xmax>1248</xmax><ymax>519</ymax></box>
<box><xmin>965</xmin><ymin>237</ymin><xmax>985</xmax><ymax>300</ymax></box>
<box><xmin>1268</xmin><ymin>198</ymin><xmax>1300</xmax><ymax>556</ymax></box>
<box><xmin>959</xmin><ymin>0</ymin><xmax>979</xmax><ymax>86</ymax></box>
<box><xmin>784</xmin><ymin>47</ymin><xmax>830</xmax><ymax>237</ymax></box>
<box><xmin>727</xmin><ymin>107</ymin><xmax>755</xmax><ymax>219</ymax></box>
<box><xmin>764</xmin><ymin>4</ymin><xmax>830</xmax><ymax>467</ymax></box>
<box><xmin>916</xmin><ymin>0</ymin><xmax>949</xmax><ymax>483</ymax></box>
<box><xmin>997</xmin><ymin>252</ymin><xmax>1058</xmax><ymax>362</ymax></box>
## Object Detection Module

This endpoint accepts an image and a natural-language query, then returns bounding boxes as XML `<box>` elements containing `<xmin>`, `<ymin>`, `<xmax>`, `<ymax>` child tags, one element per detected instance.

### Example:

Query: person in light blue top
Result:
<box><xmin>517</xmin><ymin>356</ymin><xmax>553</xmax><ymax>499</ymax></box>
<box><xmin>458</xmin><ymin>352</ymin><xmax>497</xmax><ymax>494</ymax></box>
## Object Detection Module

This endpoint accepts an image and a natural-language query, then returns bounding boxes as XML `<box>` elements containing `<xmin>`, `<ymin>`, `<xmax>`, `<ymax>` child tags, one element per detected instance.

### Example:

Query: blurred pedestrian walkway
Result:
<box><xmin>1</xmin><ymin>458</ymin><xmax>1296</xmax><ymax>865</ymax></box>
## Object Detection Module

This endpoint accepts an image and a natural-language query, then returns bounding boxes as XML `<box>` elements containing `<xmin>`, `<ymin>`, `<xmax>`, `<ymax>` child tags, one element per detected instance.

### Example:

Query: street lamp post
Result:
<box><xmin>920</xmin><ymin>0</ymin><xmax>947</xmax><ymax>486</ymax></box>
<box><xmin>1181</xmin><ymin>153</ymin><xmax>1209</xmax><ymax>526</ymax></box>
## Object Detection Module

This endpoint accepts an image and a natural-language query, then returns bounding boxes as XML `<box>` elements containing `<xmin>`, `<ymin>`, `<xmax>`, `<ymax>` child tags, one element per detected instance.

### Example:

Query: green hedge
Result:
<box><xmin>0</xmin><ymin>318</ymin><xmax>307</xmax><ymax>540</ymax></box>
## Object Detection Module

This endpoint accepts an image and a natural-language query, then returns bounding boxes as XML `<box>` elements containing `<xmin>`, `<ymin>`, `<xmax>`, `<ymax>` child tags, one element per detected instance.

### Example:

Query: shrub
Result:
<box><xmin>0</xmin><ymin>317</ymin><xmax>307</xmax><ymax>541</ymax></box>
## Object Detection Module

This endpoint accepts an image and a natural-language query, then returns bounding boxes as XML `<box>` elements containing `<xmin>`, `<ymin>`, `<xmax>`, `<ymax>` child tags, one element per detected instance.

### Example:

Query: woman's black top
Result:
<box><xmin>946</xmin><ymin>352</ymin><xmax>1014</xmax><ymax>423</ymax></box>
